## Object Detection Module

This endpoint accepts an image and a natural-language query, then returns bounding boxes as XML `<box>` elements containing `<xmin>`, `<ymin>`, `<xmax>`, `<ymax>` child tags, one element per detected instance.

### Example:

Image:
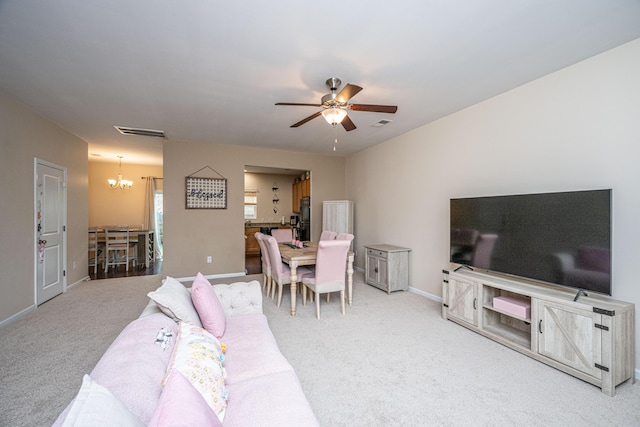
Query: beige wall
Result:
<box><xmin>163</xmin><ymin>140</ymin><xmax>345</xmax><ymax>278</ymax></box>
<box><xmin>0</xmin><ymin>91</ymin><xmax>88</xmax><ymax>324</ymax></box>
<box><xmin>88</xmin><ymin>161</ymin><xmax>163</xmax><ymax>227</ymax></box>
<box><xmin>346</xmin><ymin>38</ymin><xmax>640</xmax><ymax>370</ymax></box>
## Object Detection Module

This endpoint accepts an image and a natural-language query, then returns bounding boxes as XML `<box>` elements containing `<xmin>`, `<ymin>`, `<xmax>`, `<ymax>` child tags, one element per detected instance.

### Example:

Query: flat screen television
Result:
<box><xmin>450</xmin><ymin>189</ymin><xmax>611</xmax><ymax>295</ymax></box>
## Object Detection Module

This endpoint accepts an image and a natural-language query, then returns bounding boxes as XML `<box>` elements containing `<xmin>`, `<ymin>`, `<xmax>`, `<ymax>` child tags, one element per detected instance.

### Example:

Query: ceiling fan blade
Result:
<box><xmin>335</xmin><ymin>84</ymin><xmax>363</xmax><ymax>103</ymax></box>
<box><xmin>341</xmin><ymin>115</ymin><xmax>357</xmax><ymax>132</ymax></box>
<box><xmin>276</xmin><ymin>102</ymin><xmax>322</xmax><ymax>107</ymax></box>
<box><xmin>291</xmin><ymin>111</ymin><xmax>322</xmax><ymax>128</ymax></box>
<box><xmin>349</xmin><ymin>104</ymin><xmax>398</xmax><ymax>113</ymax></box>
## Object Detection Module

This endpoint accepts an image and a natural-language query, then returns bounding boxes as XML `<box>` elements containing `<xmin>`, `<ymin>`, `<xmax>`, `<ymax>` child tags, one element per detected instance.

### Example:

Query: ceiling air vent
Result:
<box><xmin>372</xmin><ymin>119</ymin><xmax>392</xmax><ymax>128</ymax></box>
<box><xmin>114</xmin><ymin>126</ymin><xmax>166</xmax><ymax>139</ymax></box>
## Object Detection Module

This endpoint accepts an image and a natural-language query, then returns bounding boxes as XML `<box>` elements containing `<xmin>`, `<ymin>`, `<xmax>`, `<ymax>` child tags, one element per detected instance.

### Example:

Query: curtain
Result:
<box><xmin>143</xmin><ymin>177</ymin><xmax>159</xmax><ymax>260</ymax></box>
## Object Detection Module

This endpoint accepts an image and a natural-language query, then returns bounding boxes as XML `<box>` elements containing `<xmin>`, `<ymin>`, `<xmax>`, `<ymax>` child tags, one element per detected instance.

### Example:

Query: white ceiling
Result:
<box><xmin>1</xmin><ymin>1</ymin><xmax>640</xmax><ymax>166</ymax></box>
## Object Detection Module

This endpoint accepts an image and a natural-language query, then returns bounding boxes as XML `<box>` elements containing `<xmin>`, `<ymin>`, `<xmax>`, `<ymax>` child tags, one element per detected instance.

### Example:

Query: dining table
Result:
<box><xmin>90</xmin><ymin>227</ymin><xmax>155</xmax><ymax>268</ymax></box>
<box><xmin>278</xmin><ymin>241</ymin><xmax>355</xmax><ymax>316</ymax></box>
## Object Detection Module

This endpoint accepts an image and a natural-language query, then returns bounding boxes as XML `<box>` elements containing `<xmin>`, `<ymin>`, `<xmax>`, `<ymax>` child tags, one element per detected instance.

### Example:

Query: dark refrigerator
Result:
<box><xmin>299</xmin><ymin>197</ymin><xmax>310</xmax><ymax>241</ymax></box>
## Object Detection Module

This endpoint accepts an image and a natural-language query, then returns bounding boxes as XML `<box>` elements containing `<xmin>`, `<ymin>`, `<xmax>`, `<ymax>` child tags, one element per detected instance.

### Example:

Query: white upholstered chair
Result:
<box><xmin>255</xmin><ymin>232</ymin><xmax>273</xmax><ymax>297</ymax></box>
<box><xmin>301</xmin><ymin>240</ymin><xmax>351</xmax><ymax>319</ymax></box>
<box><xmin>319</xmin><ymin>230</ymin><xmax>337</xmax><ymax>241</ymax></box>
<box><xmin>335</xmin><ymin>233</ymin><xmax>354</xmax><ymax>242</ymax></box>
<box><xmin>264</xmin><ymin>236</ymin><xmax>311</xmax><ymax>307</ymax></box>
<box><xmin>271</xmin><ymin>228</ymin><xmax>293</xmax><ymax>243</ymax></box>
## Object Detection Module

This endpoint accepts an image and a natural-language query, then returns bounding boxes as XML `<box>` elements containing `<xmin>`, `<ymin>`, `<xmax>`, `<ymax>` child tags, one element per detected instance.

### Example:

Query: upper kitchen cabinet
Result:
<box><xmin>292</xmin><ymin>173</ymin><xmax>311</xmax><ymax>213</ymax></box>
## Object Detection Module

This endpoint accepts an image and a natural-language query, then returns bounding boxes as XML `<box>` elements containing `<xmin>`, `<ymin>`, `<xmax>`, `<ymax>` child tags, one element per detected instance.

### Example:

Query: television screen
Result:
<box><xmin>450</xmin><ymin>189</ymin><xmax>611</xmax><ymax>295</ymax></box>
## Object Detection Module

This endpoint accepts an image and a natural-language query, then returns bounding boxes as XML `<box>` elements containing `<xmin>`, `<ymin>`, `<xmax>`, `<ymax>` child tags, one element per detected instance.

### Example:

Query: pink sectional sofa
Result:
<box><xmin>53</xmin><ymin>279</ymin><xmax>318</xmax><ymax>426</ymax></box>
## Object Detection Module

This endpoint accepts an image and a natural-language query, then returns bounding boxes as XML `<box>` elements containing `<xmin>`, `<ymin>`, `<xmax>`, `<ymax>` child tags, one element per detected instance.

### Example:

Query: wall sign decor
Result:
<box><xmin>185</xmin><ymin>166</ymin><xmax>227</xmax><ymax>209</ymax></box>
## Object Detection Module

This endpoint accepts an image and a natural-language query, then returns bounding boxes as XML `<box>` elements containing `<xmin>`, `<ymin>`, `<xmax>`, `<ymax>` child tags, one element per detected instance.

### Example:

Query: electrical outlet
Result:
<box><xmin>206</xmin><ymin>256</ymin><xmax>212</xmax><ymax>264</ymax></box>
<box><xmin>72</xmin><ymin>261</ymin><xmax>77</xmax><ymax>269</ymax></box>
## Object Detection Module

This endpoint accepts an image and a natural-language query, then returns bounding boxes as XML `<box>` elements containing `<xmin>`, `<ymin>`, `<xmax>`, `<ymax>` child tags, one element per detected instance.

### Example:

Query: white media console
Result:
<box><xmin>442</xmin><ymin>266</ymin><xmax>635</xmax><ymax>396</ymax></box>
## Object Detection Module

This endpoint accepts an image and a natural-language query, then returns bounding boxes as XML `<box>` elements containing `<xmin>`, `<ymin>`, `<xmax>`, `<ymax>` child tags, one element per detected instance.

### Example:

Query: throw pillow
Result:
<box><xmin>148</xmin><ymin>370</ymin><xmax>222</xmax><ymax>427</ymax></box>
<box><xmin>163</xmin><ymin>322</ymin><xmax>228</xmax><ymax>422</ymax></box>
<box><xmin>148</xmin><ymin>277</ymin><xmax>202</xmax><ymax>327</ymax></box>
<box><xmin>62</xmin><ymin>375</ymin><xmax>144</xmax><ymax>427</ymax></box>
<box><xmin>191</xmin><ymin>272</ymin><xmax>226</xmax><ymax>338</ymax></box>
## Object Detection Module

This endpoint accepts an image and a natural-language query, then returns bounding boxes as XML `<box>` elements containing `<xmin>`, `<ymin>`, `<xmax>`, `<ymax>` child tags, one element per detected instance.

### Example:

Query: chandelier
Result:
<box><xmin>107</xmin><ymin>156</ymin><xmax>133</xmax><ymax>189</ymax></box>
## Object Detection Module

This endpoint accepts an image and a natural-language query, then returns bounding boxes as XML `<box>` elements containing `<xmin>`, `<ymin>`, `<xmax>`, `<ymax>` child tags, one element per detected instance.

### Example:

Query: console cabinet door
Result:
<box><xmin>537</xmin><ymin>301</ymin><xmax>601</xmax><ymax>379</ymax></box>
<box><xmin>366</xmin><ymin>253</ymin><xmax>388</xmax><ymax>288</ymax></box>
<box><xmin>446</xmin><ymin>278</ymin><xmax>478</xmax><ymax>326</ymax></box>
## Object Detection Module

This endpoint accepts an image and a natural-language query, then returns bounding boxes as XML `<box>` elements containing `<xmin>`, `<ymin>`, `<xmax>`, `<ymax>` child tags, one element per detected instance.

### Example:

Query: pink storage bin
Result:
<box><xmin>493</xmin><ymin>296</ymin><xmax>530</xmax><ymax>318</ymax></box>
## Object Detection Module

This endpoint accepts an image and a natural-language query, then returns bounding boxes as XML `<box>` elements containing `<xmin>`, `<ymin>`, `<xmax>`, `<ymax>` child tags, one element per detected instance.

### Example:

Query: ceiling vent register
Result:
<box><xmin>114</xmin><ymin>126</ymin><xmax>166</xmax><ymax>139</ymax></box>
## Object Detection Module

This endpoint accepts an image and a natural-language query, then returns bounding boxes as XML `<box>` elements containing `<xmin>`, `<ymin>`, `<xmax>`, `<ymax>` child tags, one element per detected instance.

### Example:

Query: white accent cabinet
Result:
<box><xmin>442</xmin><ymin>267</ymin><xmax>635</xmax><ymax>396</ymax></box>
<box><xmin>365</xmin><ymin>244</ymin><xmax>411</xmax><ymax>293</ymax></box>
<box><xmin>322</xmin><ymin>200</ymin><xmax>353</xmax><ymax>236</ymax></box>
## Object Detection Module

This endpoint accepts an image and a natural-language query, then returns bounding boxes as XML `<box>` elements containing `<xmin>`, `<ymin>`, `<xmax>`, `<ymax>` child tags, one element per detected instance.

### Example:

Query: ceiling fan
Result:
<box><xmin>275</xmin><ymin>77</ymin><xmax>397</xmax><ymax>132</ymax></box>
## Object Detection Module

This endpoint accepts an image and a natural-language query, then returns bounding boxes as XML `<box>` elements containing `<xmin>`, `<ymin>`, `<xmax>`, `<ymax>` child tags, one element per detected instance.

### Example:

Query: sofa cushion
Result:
<box><xmin>224</xmin><ymin>370</ymin><xmax>319</xmax><ymax>427</ymax></box>
<box><xmin>147</xmin><ymin>276</ymin><xmax>202</xmax><ymax>327</ymax></box>
<box><xmin>191</xmin><ymin>272</ymin><xmax>226</xmax><ymax>338</ymax></box>
<box><xmin>222</xmin><ymin>313</ymin><xmax>294</xmax><ymax>385</ymax></box>
<box><xmin>148</xmin><ymin>369</ymin><xmax>222</xmax><ymax>427</ymax></box>
<box><xmin>213</xmin><ymin>281</ymin><xmax>263</xmax><ymax>317</ymax></box>
<box><xmin>89</xmin><ymin>313</ymin><xmax>180</xmax><ymax>424</ymax></box>
<box><xmin>62</xmin><ymin>375</ymin><xmax>144</xmax><ymax>427</ymax></box>
<box><xmin>164</xmin><ymin>322</ymin><xmax>228</xmax><ymax>422</ymax></box>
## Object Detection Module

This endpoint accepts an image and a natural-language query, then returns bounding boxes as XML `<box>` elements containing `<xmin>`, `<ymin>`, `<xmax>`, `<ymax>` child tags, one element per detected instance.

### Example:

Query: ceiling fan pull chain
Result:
<box><xmin>333</xmin><ymin>124</ymin><xmax>338</xmax><ymax>151</ymax></box>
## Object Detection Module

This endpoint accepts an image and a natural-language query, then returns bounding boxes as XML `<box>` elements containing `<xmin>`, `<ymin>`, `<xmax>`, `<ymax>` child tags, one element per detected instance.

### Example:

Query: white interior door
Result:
<box><xmin>35</xmin><ymin>160</ymin><xmax>66</xmax><ymax>305</ymax></box>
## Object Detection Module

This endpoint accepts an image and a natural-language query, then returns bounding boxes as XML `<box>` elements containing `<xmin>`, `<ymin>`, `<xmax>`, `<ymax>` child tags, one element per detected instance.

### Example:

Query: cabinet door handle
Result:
<box><xmin>473</xmin><ymin>298</ymin><xmax>477</xmax><ymax>310</ymax></box>
<box><xmin>374</xmin><ymin>267</ymin><xmax>378</xmax><ymax>273</ymax></box>
<box><xmin>538</xmin><ymin>319</ymin><xmax>543</xmax><ymax>334</ymax></box>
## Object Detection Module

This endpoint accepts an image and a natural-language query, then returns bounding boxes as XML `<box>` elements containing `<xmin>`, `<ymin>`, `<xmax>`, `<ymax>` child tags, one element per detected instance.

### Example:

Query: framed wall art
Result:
<box><xmin>185</xmin><ymin>166</ymin><xmax>227</xmax><ymax>209</ymax></box>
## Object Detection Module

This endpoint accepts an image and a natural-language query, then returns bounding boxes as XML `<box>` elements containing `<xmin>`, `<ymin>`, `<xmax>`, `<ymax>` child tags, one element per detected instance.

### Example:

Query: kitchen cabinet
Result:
<box><xmin>301</xmin><ymin>178</ymin><xmax>310</xmax><ymax>198</ymax></box>
<box><xmin>292</xmin><ymin>181</ymin><xmax>301</xmax><ymax>213</ymax></box>
<box><xmin>292</xmin><ymin>178</ymin><xmax>310</xmax><ymax>213</ymax></box>
<box><xmin>245</xmin><ymin>227</ymin><xmax>260</xmax><ymax>255</ymax></box>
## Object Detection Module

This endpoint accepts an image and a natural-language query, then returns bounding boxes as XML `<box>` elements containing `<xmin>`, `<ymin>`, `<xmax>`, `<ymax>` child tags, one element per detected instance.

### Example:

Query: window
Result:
<box><xmin>244</xmin><ymin>190</ymin><xmax>257</xmax><ymax>219</ymax></box>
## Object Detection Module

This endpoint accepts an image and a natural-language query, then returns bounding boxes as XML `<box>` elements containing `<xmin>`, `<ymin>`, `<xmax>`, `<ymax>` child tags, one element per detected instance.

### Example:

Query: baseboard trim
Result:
<box><xmin>175</xmin><ymin>272</ymin><xmax>247</xmax><ymax>283</ymax></box>
<box><xmin>0</xmin><ymin>305</ymin><xmax>36</xmax><ymax>329</ymax></box>
<box><xmin>67</xmin><ymin>276</ymin><xmax>90</xmax><ymax>290</ymax></box>
<box><xmin>409</xmin><ymin>286</ymin><xmax>442</xmax><ymax>303</ymax></box>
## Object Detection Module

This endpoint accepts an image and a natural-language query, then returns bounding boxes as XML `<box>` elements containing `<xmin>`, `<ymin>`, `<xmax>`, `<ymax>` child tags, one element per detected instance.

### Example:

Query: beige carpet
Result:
<box><xmin>0</xmin><ymin>272</ymin><xmax>638</xmax><ymax>427</ymax></box>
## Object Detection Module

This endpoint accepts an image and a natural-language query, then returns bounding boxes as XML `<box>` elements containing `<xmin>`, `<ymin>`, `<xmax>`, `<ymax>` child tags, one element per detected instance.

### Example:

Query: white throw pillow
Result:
<box><xmin>148</xmin><ymin>277</ymin><xmax>202</xmax><ymax>327</ymax></box>
<box><xmin>62</xmin><ymin>375</ymin><xmax>144</xmax><ymax>427</ymax></box>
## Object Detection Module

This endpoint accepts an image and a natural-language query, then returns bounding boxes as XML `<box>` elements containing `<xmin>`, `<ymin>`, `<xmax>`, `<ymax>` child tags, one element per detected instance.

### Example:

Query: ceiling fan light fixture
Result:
<box><xmin>321</xmin><ymin>107</ymin><xmax>347</xmax><ymax>125</ymax></box>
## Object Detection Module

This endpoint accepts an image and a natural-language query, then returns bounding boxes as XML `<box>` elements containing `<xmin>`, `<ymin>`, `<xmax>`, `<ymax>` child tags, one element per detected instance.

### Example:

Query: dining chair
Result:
<box><xmin>104</xmin><ymin>226</ymin><xmax>136</xmax><ymax>272</ymax></box>
<box><xmin>270</xmin><ymin>228</ymin><xmax>293</xmax><ymax>243</ymax></box>
<box><xmin>335</xmin><ymin>233</ymin><xmax>354</xmax><ymax>242</ymax></box>
<box><xmin>301</xmin><ymin>240</ymin><xmax>351</xmax><ymax>319</ymax></box>
<box><xmin>127</xmin><ymin>225</ymin><xmax>141</xmax><ymax>263</ymax></box>
<box><xmin>319</xmin><ymin>230</ymin><xmax>337</xmax><ymax>241</ymax></box>
<box><xmin>88</xmin><ymin>227</ymin><xmax>104</xmax><ymax>275</ymax></box>
<box><xmin>255</xmin><ymin>232</ymin><xmax>273</xmax><ymax>297</ymax></box>
<box><xmin>264</xmin><ymin>236</ymin><xmax>311</xmax><ymax>307</ymax></box>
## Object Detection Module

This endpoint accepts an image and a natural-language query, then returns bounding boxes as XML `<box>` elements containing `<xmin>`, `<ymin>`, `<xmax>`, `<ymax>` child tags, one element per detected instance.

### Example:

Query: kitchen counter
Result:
<box><xmin>244</xmin><ymin>222</ymin><xmax>292</xmax><ymax>228</ymax></box>
<box><xmin>245</xmin><ymin>224</ymin><xmax>294</xmax><ymax>255</ymax></box>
